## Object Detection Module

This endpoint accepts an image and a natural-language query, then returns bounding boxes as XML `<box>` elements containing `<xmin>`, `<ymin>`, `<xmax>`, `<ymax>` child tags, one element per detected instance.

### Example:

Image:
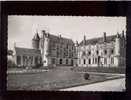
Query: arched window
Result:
<box><xmin>83</xmin><ymin>59</ymin><xmax>86</xmax><ymax>64</ymax></box>
<box><xmin>88</xmin><ymin>58</ymin><xmax>91</xmax><ymax>64</ymax></box>
<box><xmin>104</xmin><ymin>50</ymin><xmax>107</xmax><ymax>55</ymax></box>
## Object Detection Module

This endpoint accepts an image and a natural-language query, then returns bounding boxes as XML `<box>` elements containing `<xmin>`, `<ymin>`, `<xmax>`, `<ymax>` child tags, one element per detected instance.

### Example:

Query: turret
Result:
<box><xmin>32</xmin><ymin>31</ymin><xmax>40</xmax><ymax>50</ymax></box>
<box><xmin>41</xmin><ymin>30</ymin><xmax>50</xmax><ymax>66</ymax></box>
<box><xmin>115</xmin><ymin>32</ymin><xmax>120</xmax><ymax>56</ymax></box>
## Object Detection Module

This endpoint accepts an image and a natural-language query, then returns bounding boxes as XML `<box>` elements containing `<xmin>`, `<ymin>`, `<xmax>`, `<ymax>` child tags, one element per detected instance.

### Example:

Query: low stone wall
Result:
<box><xmin>72</xmin><ymin>67</ymin><xmax>125</xmax><ymax>74</ymax></box>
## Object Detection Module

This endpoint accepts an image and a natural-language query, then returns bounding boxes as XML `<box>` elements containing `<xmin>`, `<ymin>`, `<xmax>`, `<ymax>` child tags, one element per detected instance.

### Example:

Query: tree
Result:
<box><xmin>84</xmin><ymin>73</ymin><xmax>90</xmax><ymax>80</ymax></box>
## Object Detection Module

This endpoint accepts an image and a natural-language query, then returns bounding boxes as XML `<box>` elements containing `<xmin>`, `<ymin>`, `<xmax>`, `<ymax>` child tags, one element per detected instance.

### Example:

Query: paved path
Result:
<box><xmin>61</xmin><ymin>78</ymin><xmax>125</xmax><ymax>91</ymax></box>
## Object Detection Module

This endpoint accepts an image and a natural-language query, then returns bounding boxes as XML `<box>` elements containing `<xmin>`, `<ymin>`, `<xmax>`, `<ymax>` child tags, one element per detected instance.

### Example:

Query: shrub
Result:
<box><xmin>7</xmin><ymin>60</ymin><xmax>17</xmax><ymax>68</ymax></box>
<box><xmin>84</xmin><ymin>73</ymin><xmax>90</xmax><ymax>80</ymax></box>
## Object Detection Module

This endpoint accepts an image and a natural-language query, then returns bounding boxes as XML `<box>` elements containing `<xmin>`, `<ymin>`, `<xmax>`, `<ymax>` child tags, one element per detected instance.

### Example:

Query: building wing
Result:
<box><xmin>79</xmin><ymin>35</ymin><xmax>116</xmax><ymax>46</ymax></box>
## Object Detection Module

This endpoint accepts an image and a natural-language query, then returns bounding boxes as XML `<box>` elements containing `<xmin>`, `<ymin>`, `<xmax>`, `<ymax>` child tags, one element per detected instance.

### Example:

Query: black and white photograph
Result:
<box><xmin>7</xmin><ymin>16</ymin><xmax>126</xmax><ymax>91</ymax></box>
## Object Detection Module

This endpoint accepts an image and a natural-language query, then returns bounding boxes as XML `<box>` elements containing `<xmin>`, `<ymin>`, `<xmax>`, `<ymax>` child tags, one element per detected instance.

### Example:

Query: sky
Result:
<box><xmin>8</xmin><ymin>16</ymin><xmax>126</xmax><ymax>50</ymax></box>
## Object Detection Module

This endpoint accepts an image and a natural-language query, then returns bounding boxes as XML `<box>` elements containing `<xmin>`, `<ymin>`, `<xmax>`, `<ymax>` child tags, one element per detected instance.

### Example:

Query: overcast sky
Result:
<box><xmin>8</xmin><ymin>16</ymin><xmax>126</xmax><ymax>50</ymax></box>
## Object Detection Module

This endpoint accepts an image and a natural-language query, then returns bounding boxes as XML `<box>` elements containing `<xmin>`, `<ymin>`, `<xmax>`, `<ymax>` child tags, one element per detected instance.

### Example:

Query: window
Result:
<box><xmin>104</xmin><ymin>50</ymin><xmax>107</xmax><ymax>55</ymax></box>
<box><xmin>88</xmin><ymin>58</ymin><xmax>91</xmax><ymax>64</ymax></box>
<box><xmin>40</xmin><ymin>57</ymin><xmax>42</xmax><ymax>64</ymax></box>
<box><xmin>71</xmin><ymin>60</ymin><xmax>73</xmax><ymax>65</ymax></box>
<box><xmin>84</xmin><ymin>59</ymin><xmax>86</xmax><ymax>64</ymax></box>
<box><xmin>95</xmin><ymin>58</ymin><xmax>97</xmax><ymax>64</ymax></box>
<box><xmin>88</xmin><ymin>51</ymin><xmax>91</xmax><ymax>55</ymax></box>
<box><xmin>79</xmin><ymin>59</ymin><xmax>81</xmax><ymax>64</ymax></box>
<box><xmin>30</xmin><ymin>56</ymin><xmax>33</xmax><ymax>64</ymax></box>
<box><xmin>92</xmin><ymin>58</ymin><xmax>94</xmax><ymax>64</ymax></box>
<box><xmin>66</xmin><ymin>59</ymin><xmax>68</xmax><ymax>64</ymax></box>
<box><xmin>111</xmin><ymin>57</ymin><xmax>114</xmax><ymax>64</ymax></box>
<box><xmin>17</xmin><ymin>56</ymin><xmax>21</xmax><ymax>65</ymax></box>
<box><xmin>104</xmin><ymin>58</ymin><xmax>107</xmax><ymax>64</ymax></box>
<box><xmin>82</xmin><ymin>51</ymin><xmax>86</xmax><ymax>56</ymax></box>
<box><xmin>60</xmin><ymin>59</ymin><xmax>62</xmax><ymax>64</ymax></box>
<box><xmin>111</xmin><ymin>49</ymin><xmax>114</xmax><ymax>54</ymax></box>
<box><xmin>66</xmin><ymin>45</ymin><xmax>68</xmax><ymax>49</ymax></box>
<box><xmin>35</xmin><ymin>57</ymin><xmax>38</xmax><ymax>64</ymax></box>
<box><xmin>96</xmin><ymin>50</ymin><xmax>99</xmax><ymax>55</ymax></box>
<box><xmin>23</xmin><ymin>56</ymin><xmax>26</xmax><ymax>65</ymax></box>
<box><xmin>52</xmin><ymin>58</ymin><xmax>55</xmax><ymax>64</ymax></box>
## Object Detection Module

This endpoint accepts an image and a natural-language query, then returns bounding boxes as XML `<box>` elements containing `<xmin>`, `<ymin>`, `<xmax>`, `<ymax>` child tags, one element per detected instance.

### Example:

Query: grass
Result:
<box><xmin>7</xmin><ymin>67</ymin><xmax>124</xmax><ymax>91</ymax></box>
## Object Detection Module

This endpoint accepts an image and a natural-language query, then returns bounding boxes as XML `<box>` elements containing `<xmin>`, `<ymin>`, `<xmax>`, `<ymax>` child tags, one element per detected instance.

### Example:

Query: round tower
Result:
<box><xmin>32</xmin><ymin>32</ymin><xmax>40</xmax><ymax>50</ymax></box>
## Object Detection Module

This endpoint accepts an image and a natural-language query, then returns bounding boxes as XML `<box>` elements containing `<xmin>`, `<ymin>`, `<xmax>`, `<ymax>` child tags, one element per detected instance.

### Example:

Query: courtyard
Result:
<box><xmin>7</xmin><ymin>67</ymin><xmax>125</xmax><ymax>91</ymax></box>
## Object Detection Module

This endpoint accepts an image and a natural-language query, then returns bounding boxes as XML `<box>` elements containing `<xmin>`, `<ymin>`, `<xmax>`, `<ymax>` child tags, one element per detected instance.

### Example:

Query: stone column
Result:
<box><xmin>32</xmin><ymin>56</ymin><xmax>35</xmax><ymax>66</ymax></box>
<box><xmin>21</xmin><ymin>55</ymin><xmax>23</xmax><ymax>67</ymax></box>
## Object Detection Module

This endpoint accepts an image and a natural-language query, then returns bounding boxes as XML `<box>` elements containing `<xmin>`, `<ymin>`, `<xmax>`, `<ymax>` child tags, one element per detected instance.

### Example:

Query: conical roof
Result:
<box><xmin>33</xmin><ymin>33</ymin><xmax>40</xmax><ymax>40</ymax></box>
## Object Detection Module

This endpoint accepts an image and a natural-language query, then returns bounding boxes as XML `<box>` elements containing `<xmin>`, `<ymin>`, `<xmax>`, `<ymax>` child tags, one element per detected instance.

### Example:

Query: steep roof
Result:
<box><xmin>79</xmin><ymin>35</ymin><xmax>116</xmax><ymax>46</ymax></box>
<box><xmin>15</xmin><ymin>47</ymin><xmax>41</xmax><ymax>55</ymax></box>
<box><xmin>49</xmin><ymin>34</ymin><xmax>74</xmax><ymax>45</ymax></box>
<box><xmin>32</xmin><ymin>33</ymin><xmax>40</xmax><ymax>40</ymax></box>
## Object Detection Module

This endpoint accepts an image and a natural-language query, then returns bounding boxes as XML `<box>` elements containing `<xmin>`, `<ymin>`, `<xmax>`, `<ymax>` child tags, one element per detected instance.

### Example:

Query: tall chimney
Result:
<box><xmin>103</xmin><ymin>32</ymin><xmax>106</xmax><ymax>42</ymax></box>
<box><xmin>83</xmin><ymin>35</ymin><xmax>86</xmax><ymax>45</ymax></box>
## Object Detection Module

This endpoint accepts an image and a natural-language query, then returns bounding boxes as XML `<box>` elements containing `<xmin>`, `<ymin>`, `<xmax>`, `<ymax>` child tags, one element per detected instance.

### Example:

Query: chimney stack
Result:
<box><xmin>75</xmin><ymin>41</ymin><xmax>78</xmax><ymax>46</ymax></box>
<box><xmin>116</xmin><ymin>32</ymin><xmax>120</xmax><ymax>38</ymax></box>
<box><xmin>83</xmin><ymin>35</ymin><xmax>86</xmax><ymax>45</ymax></box>
<box><xmin>103</xmin><ymin>32</ymin><xmax>106</xmax><ymax>42</ymax></box>
<box><xmin>59</xmin><ymin>34</ymin><xmax>61</xmax><ymax>38</ymax></box>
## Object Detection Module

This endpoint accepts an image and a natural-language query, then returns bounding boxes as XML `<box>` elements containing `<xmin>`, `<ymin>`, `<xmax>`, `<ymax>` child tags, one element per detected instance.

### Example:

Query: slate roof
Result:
<box><xmin>79</xmin><ymin>35</ymin><xmax>116</xmax><ymax>46</ymax></box>
<box><xmin>32</xmin><ymin>33</ymin><xmax>40</xmax><ymax>40</ymax></box>
<box><xmin>15</xmin><ymin>47</ymin><xmax>41</xmax><ymax>55</ymax></box>
<box><xmin>49</xmin><ymin>34</ymin><xmax>74</xmax><ymax>45</ymax></box>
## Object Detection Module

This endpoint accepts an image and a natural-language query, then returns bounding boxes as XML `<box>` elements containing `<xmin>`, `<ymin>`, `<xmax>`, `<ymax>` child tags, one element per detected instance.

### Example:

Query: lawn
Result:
<box><xmin>7</xmin><ymin>67</ymin><xmax>124</xmax><ymax>91</ymax></box>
